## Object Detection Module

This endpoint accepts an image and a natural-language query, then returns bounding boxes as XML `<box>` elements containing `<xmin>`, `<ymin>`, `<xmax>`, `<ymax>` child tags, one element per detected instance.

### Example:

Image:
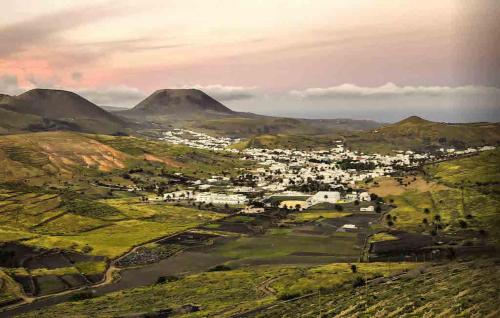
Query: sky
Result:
<box><xmin>1</xmin><ymin>0</ymin><xmax>499</xmax><ymax>122</ymax></box>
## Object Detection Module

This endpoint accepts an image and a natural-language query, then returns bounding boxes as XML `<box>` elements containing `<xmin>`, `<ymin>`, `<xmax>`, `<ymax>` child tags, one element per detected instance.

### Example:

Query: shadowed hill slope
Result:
<box><xmin>0</xmin><ymin>89</ymin><xmax>128</xmax><ymax>134</ymax></box>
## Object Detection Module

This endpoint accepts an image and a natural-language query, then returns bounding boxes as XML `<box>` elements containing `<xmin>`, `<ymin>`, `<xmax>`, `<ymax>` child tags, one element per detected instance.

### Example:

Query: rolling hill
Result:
<box><xmin>345</xmin><ymin>116</ymin><xmax>500</xmax><ymax>154</ymax></box>
<box><xmin>0</xmin><ymin>131</ymin><xmax>252</xmax><ymax>185</ymax></box>
<box><xmin>0</xmin><ymin>89</ymin><xmax>128</xmax><ymax>135</ymax></box>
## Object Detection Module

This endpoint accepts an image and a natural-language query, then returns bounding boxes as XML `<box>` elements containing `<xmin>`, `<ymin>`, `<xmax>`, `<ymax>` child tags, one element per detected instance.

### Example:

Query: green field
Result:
<box><xmin>425</xmin><ymin>149</ymin><xmax>500</xmax><ymax>187</ymax></box>
<box><xmin>213</xmin><ymin>231</ymin><xmax>360</xmax><ymax>262</ymax></box>
<box><xmin>249</xmin><ymin>259</ymin><xmax>500</xmax><ymax>317</ymax></box>
<box><xmin>292</xmin><ymin>210</ymin><xmax>351</xmax><ymax>222</ymax></box>
<box><xmin>24</xmin><ymin>199</ymin><xmax>224</xmax><ymax>258</ymax></box>
<box><xmin>17</xmin><ymin>261</ymin><xmax>419</xmax><ymax>318</ymax></box>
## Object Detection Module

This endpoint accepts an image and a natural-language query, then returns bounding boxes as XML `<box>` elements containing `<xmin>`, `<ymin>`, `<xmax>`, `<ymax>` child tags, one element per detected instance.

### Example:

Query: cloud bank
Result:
<box><xmin>180</xmin><ymin>84</ymin><xmax>259</xmax><ymax>101</ymax></box>
<box><xmin>290</xmin><ymin>82</ymin><xmax>500</xmax><ymax>99</ymax></box>
<box><xmin>76</xmin><ymin>86</ymin><xmax>147</xmax><ymax>107</ymax></box>
<box><xmin>0</xmin><ymin>72</ymin><xmax>146</xmax><ymax>107</ymax></box>
<box><xmin>0</xmin><ymin>74</ymin><xmax>21</xmax><ymax>95</ymax></box>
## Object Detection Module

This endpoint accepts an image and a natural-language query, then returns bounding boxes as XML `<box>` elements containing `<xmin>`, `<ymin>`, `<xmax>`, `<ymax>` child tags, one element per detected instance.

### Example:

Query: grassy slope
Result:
<box><xmin>17</xmin><ymin>262</ymin><xmax>418</xmax><ymax>318</ymax></box>
<box><xmin>377</xmin><ymin>151</ymin><xmax>500</xmax><ymax>243</ymax></box>
<box><xmin>0</xmin><ymin>193</ymin><xmax>224</xmax><ymax>258</ymax></box>
<box><xmin>0</xmin><ymin>131</ymin><xmax>252</xmax><ymax>185</ymax></box>
<box><xmin>89</xmin><ymin>134</ymin><xmax>253</xmax><ymax>178</ymax></box>
<box><xmin>250</xmin><ymin>259</ymin><xmax>500</xmax><ymax>318</ymax></box>
<box><xmin>425</xmin><ymin>149</ymin><xmax>500</xmax><ymax>187</ymax></box>
<box><xmin>346</xmin><ymin>117</ymin><xmax>500</xmax><ymax>154</ymax></box>
<box><xmin>0</xmin><ymin>108</ymin><xmax>45</xmax><ymax>135</ymax></box>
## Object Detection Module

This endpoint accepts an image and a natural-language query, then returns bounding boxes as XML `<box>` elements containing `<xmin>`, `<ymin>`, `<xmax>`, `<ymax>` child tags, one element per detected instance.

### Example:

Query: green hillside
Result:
<box><xmin>346</xmin><ymin>116</ymin><xmax>500</xmax><ymax>154</ymax></box>
<box><xmin>14</xmin><ymin>259</ymin><xmax>499</xmax><ymax>318</ymax></box>
<box><xmin>0</xmin><ymin>131</ymin><xmax>252</xmax><ymax>185</ymax></box>
<box><xmin>424</xmin><ymin>148</ymin><xmax>500</xmax><ymax>188</ymax></box>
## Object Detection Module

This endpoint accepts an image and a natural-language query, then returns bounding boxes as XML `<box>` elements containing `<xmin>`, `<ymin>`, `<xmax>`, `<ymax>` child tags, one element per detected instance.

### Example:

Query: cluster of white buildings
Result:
<box><xmin>240</xmin><ymin>145</ymin><xmax>404</xmax><ymax>191</ymax></box>
<box><xmin>271</xmin><ymin>190</ymin><xmax>372</xmax><ymax>211</ymax></box>
<box><xmin>161</xmin><ymin>190</ymin><xmax>248</xmax><ymax>205</ymax></box>
<box><xmin>439</xmin><ymin>145</ymin><xmax>495</xmax><ymax>155</ymax></box>
<box><xmin>154</xmin><ymin>130</ymin><xmax>496</xmax><ymax>210</ymax></box>
<box><xmin>159</xmin><ymin>129</ymin><xmax>240</xmax><ymax>151</ymax></box>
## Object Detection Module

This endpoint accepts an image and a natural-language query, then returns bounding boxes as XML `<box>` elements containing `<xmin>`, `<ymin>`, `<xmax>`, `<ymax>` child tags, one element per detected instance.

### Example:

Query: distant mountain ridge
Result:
<box><xmin>1</xmin><ymin>88</ymin><xmax>498</xmax><ymax>152</ymax></box>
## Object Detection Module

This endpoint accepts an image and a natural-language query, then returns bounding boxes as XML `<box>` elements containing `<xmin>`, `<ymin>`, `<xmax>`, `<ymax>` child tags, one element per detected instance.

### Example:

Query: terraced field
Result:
<box><xmin>0</xmin><ymin>188</ymin><xmax>226</xmax><ymax>301</ymax></box>
<box><xmin>246</xmin><ymin>259</ymin><xmax>500</xmax><ymax>318</ymax></box>
<box><xmin>15</xmin><ymin>262</ymin><xmax>419</xmax><ymax>318</ymax></box>
<box><xmin>0</xmin><ymin>189</ymin><xmax>64</xmax><ymax>233</ymax></box>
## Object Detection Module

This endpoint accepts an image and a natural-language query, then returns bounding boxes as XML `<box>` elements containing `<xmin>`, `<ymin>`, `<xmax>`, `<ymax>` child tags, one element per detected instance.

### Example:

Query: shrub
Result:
<box><xmin>278</xmin><ymin>291</ymin><xmax>301</xmax><ymax>300</ymax></box>
<box><xmin>208</xmin><ymin>264</ymin><xmax>232</xmax><ymax>272</ymax></box>
<box><xmin>156</xmin><ymin>275</ymin><xmax>179</xmax><ymax>284</ymax></box>
<box><xmin>458</xmin><ymin>220</ymin><xmax>468</xmax><ymax>228</ymax></box>
<box><xmin>350</xmin><ymin>264</ymin><xmax>357</xmax><ymax>273</ymax></box>
<box><xmin>68</xmin><ymin>291</ymin><xmax>94</xmax><ymax>301</ymax></box>
<box><xmin>352</xmin><ymin>276</ymin><xmax>366</xmax><ymax>288</ymax></box>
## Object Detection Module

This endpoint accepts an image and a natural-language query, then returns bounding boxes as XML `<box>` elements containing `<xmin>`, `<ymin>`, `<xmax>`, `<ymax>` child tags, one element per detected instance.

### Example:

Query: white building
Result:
<box><xmin>163</xmin><ymin>190</ymin><xmax>194</xmax><ymax>201</ymax></box>
<box><xmin>360</xmin><ymin>206</ymin><xmax>375</xmax><ymax>212</ymax></box>
<box><xmin>359</xmin><ymin>192</ymin><xmax>371</xmax><ymax>202</ymax></box>
<box><xmin>306</xmin><ymin>191</ymin><xmax>341</xmax><ymax>206</ymax></box>
<box><xmin>195</xmin><ymin>193</ymin><xmax>248</xmax><ymax>205</ymax></box>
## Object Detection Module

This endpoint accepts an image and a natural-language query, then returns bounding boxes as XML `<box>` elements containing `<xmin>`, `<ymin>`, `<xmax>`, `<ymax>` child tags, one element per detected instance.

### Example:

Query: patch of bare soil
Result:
<box><xmin>143</xmin><ymin>154</ymin><xmax>184</xmax><ymax>168</ymax></box>
<box><xmin>367</xmin><ymin>176</ymin><xmax>448</xmax><ymax>197</ymax></box>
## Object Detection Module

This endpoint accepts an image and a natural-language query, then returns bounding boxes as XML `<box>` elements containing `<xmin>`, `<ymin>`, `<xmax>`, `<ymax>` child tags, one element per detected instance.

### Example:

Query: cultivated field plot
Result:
<box><xmin>15</xmin><ymin>262</ymin><xmax>419</xmax><ymax>318</ymax></box>
<box><xmin>203</xmin><ymin>210</ymin><xmax>379</xmax><ymax>266</ymax></box>
<box><xmin>24</xmin><ymin>199</ymin><xmax>225</xmax><ymax>258</ymax></box>
<box><xmin>0</xmin><ymin>189</ymin><xmax>63</xmax><ymax>231</ymax></box>
<box><xmin>248</xmin><ymin>259</ymin><xmax>500</xmax><ymax>318</ymax></box>
<box><xmin>0</xmin><ymin>192</ymin><xmax>225</xmax><ymax>299</ymax></box>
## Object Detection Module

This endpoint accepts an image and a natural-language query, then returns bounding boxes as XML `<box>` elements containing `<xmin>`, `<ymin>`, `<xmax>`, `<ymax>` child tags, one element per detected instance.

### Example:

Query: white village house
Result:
<box><xmin>306</xmin><ymin>191</ymin><xmax>341</xmax><ymax>206</ymax></box>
